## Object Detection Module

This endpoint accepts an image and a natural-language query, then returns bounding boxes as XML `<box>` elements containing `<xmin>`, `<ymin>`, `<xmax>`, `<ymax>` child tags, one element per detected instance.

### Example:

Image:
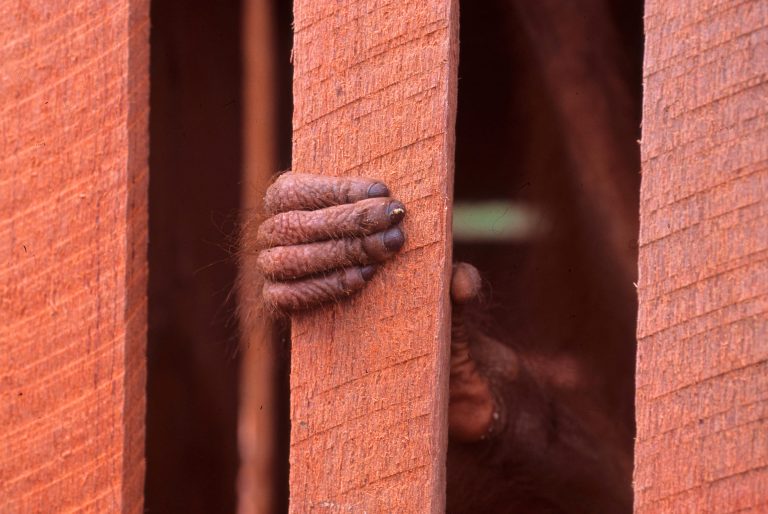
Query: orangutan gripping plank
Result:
<box><xmin>247</xmin><ymin>171</ymin><xmax>632</xmax><ymax>513</ymax></box>
<box><xmin>243</xmin><ymin>0</ymin><xmax>640</xmax><ymax>509</ymax></box>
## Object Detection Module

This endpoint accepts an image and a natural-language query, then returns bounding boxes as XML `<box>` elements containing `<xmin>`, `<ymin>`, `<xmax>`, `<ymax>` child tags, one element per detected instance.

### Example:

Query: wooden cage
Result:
<box><xmin>1</xmin><ymin>0</ymin><xmax>766</xmax><ymax>512</ymax></box>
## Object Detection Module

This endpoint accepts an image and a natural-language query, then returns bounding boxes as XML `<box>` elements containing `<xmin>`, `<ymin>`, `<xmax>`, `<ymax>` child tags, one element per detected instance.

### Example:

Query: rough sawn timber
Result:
<box><xmin>0</xmin><ymin>1</ymin><xmax>149</xmax><ymax>512</ymax></box>
<box><xmin>635</xmin><ymin>0</ymin><xmax>768</xmax><ymax>512</ymax></box>
<box><xmin>289</xmin><ymin>0</ymin><xmax>459</xmax><ymax>511</ymax></box>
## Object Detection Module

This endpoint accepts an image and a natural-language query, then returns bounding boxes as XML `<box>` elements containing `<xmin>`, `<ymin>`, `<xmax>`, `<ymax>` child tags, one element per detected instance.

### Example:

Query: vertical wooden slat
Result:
<box><xmin>636</xmin><ymin>1</ymin><xmax>768</xmax><ymax>512</ymax></box>
<box><xmin>289</xmin><ymin>0</ymin><xmax>459</xmax><ymax>511</ymax></box>
<box><xmin>0</xmin><ymin>1</ymin><xmax>149</xmax><ymax>512</ymax></box>
<box><xmin>239</xmin><ymin>0</ymin><xmax>278</xmax><ymax>512</ymax></box>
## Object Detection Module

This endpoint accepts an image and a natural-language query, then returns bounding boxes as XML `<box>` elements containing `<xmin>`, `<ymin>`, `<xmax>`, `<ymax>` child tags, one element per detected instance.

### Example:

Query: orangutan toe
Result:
<box><xmin>264</xmin><ymin>172</ymin><xmax>391</xmax><ymax>214</ymax></box>
<box><xmin>451</xmin><ymin>262</ymin><xmax>482</xmax><ymax>304</ymax></box>
<box><xmin>262</xmin><ymin>265</ymin><xmax>379</xmax><ymax>313</ymax></box>
<box><xmin>256</xmin><ymin>197</ymin><xmax>405</xmax><ymax>247</ymax></box>
<box><xmin>448</xmin><ymin>261</ymin><xmax>498</xmax><ymax>442</ymax></box>
<box><xmin>256</xmin><ymin>226</ymin><xmax>404</xmax><ymax>280</ymax></box>
<box><xmin>254</xmin><ymin>172</ymin><xmax>406</xmax><ymax>313</ymax></box>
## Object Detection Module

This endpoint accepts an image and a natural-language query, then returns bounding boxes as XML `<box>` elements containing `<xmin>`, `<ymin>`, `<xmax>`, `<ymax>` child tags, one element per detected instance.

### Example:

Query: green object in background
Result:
<box><xmin>452</xmin><ymin>201</ymin><xmax>542</xmax><ymax>243</ymax></box>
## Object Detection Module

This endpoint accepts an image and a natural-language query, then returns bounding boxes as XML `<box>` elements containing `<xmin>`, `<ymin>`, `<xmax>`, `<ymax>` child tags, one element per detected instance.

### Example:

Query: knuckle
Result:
<box><xmin>334</xmin><ymin>269</ymin><xmax>352</xmax><ymax>293</ymax></box>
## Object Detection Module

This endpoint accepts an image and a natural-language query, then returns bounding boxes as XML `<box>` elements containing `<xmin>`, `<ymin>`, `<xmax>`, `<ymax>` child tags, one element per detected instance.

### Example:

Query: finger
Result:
<box><xmin>263</xmin><ymin>265</ymin><xmax>378</xmax><ymax>312</ymax></box>
<box><xmin>256</xmin><ymin>197</ymin><xmax>406</xmax><ymax>248</ymax></box>
<box><xmin>447</xmin><ymin>261</ymin><xmax>496</xmax><ymax>442</ymax></box>
<box><xmin>451</xmin><ymin>262</ymin><xmax>481</xmax><ymax>351</ymax></box>
<box><xmin>265</xmin><ymin>172</ymin><xmax>390</xmax><ymax>214</ymax></box>
<box><xmin>451</xmin><ymin>262</ymin><xmax>482</xmax><ymax>305</ymax></box>
<box><xmin>256</xmin><ymin>226</ymin><xmax>405</xmax><ymax>280</ymax></box>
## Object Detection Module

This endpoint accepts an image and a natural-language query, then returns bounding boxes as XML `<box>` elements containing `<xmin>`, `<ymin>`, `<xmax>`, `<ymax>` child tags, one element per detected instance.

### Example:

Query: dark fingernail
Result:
<box><xmin>360</xmin><ymin>265</ymin><xmax>378</xmax><ymax>281</ymax></box>
<box><xmin>367</xmin><ymin>182</ymin><xmax>390</xmax><ymax>198</ymax></box>
<box><xmin>387</xmin><ymin>201</ymin><xmax>406</xmax><ymax>223</ymax></box>
<box><xmin>382</xmin><ymin>226</ymin><xmax>405</xmax><ymax>252</ymax></box>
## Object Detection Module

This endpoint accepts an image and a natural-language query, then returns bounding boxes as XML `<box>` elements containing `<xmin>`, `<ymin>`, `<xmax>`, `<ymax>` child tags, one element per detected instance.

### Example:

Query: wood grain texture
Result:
<box><xmin>635</xmin><ymin>1</ymin><xmax>768</xmax><ymax>512</ymax></box>
<box><xmin>0</xmin><ymin>1</ymin><xmax>149</xmax><ymax>512</ymax></box>
<box><xmin>290</xmin><ymin>0</ymin><xmax>459</xmax><ymax>511</ymax></box>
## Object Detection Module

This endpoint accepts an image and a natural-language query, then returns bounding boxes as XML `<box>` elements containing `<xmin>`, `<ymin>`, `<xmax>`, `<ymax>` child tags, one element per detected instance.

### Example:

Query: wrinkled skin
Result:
<box><xmin>246</xmin><ymin>0</ymin><xmax>640</xmax><ymax>510</ymax></box>
<box><xmin>247</xmin><ymin>172</ymin><xmax>632</xmax><ymax>512</ymax></box>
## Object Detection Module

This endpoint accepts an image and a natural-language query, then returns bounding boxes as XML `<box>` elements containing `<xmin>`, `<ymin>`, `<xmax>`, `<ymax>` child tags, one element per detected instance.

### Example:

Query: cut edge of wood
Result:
<box><xmin>429</xmin><ymin>0</ymin><xmax>460</xmax><ymax>511</ymax></box>
<box><xmin>122</xmin><ymin>0</ymin><xmax>151</xmax><ymax>511</ymax></box>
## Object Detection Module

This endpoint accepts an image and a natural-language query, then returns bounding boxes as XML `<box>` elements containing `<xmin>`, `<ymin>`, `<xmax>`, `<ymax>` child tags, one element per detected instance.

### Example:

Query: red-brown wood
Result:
<box><xmin>0</xmin><ymin>1</ymin><xmax>149</xmax><ymax>511</ymax></box>
<box><xmin>635</xmin><ymin>1</ymin><xmax>768</xmax><ymax>512</ymax></box>
<box><xmin>239</xmin><ymin>0</ymin><xmax>278</xmax><ymax>512</ymax></box>
<box><xmin>289</xmin><ymin>0</ymin><xmax>459</xmax><ymax>511</ymax></box>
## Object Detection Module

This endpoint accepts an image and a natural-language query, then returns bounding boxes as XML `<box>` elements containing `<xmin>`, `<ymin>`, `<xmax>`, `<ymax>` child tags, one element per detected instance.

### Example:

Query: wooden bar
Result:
<box><xmin>238</xmin><ymin>0</ymin><xmax>278</xmax><ymax>512</ymax></box>
<box><xmin>0</xmin><ymin>1</ymin><xmax>149</xmax><ymax>511</ymax></box>
<box><xmin>289</xmin><ymin>0</ymin><xmax>459</xmax><ymax>511</ymax></box>
<box><xmin>635</xmin><ymin>1</ymin><xmax>768</xmax><ymax>511</ymax></box>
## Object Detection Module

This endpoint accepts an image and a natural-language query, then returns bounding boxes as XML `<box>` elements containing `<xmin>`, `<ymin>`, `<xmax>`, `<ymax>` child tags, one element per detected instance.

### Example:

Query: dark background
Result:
<box><xmin>147</xmin><ymin>0</ymin><xmax>291</xmax><ymax>512</ymax></box>
<box><xmin>146</xmin><ymin>0</ymin><xmax>642</xmax><ymax>511</ymax></box>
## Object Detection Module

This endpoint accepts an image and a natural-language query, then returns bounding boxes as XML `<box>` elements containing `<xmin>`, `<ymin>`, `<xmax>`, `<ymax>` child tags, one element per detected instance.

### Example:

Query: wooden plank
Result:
<box><xmin>635</xmin><ymin>1</ymin><xmax>768</xmax><ymax>512</ymax></box>
<box><xmin>0</xmin><ymin>1</ymin><xmax>149</xmax><ymax>512</ymax></box>
<box><xmin>238</xmin><ymin>0</ymin><xmax>278</xmax><ymax>512</ymax></box>
<box><xmin>289</xmin><ymin>0</ymin><xmax>459</xmax><ymax>511</ymax></box>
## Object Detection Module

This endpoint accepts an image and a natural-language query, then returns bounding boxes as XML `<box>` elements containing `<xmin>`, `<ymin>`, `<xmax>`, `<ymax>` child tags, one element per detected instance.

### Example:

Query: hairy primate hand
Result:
<box><xmin>254</xmin><ymin>171</ymin><xmax>500</xmax><ymax>442</ymax></box>
<box><xmin>255</xmin><ymin>172</ymin><xmax>406</xmax><ymax>312</ymax></box>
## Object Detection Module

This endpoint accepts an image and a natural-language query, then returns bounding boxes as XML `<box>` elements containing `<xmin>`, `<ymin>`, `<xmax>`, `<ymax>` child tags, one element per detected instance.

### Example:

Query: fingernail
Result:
<box><xmin>387</xmin><ymin>201</ymin><xmax>406</xmax><ymax>223</ymax></box>
<box><xmin>367</xmin><ymin>182</ymin><xmax>390</xmax><ymax>198</ymax></box>
<box><xmin>382</xmin><ymin>226</ymin><xmax>405</xmax><ymax>252</ymax></box>
<box><xmin>360</xmin><ymin>265</ymin><xmax>378</xmax><ymax>281</ymax></box>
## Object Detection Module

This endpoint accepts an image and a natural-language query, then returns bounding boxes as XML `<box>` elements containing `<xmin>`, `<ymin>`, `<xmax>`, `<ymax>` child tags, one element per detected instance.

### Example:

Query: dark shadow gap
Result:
<box><xmin>449</xmin><ymin>0</ymin><xmax>643</xmax><ymax>511</ymax></box>
<box><xmin>147</xmin><ymin>1</ymin><xmax>243</xmax><ymax>512</ymax></box>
